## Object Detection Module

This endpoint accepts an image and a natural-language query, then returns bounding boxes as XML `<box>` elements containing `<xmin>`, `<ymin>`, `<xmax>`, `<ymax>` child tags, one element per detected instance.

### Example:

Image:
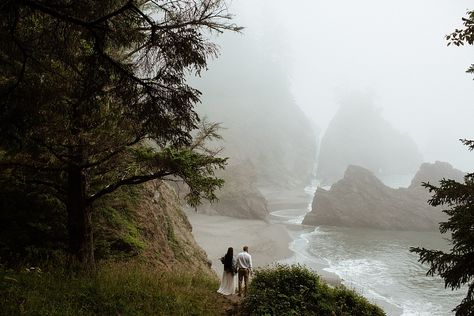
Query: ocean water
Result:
<box><xmin>271</xmin><ymin>181</ymin><xmax>467</xmax><ymax>316</ymax></box>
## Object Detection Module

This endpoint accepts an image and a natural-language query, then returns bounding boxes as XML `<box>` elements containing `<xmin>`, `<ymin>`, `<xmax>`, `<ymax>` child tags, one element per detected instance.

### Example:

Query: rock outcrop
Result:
<box><xmin>193</xmin><ymin>32</ymin><xmax>318</xmax><ymax>191</ymax></box>
<box><xmin>408</xmin><ymin>161</ymin><xmax>465</xmax><ymax>191</ymax></box>
<box><xmin>316</xmin><ymin>101</ymin><xmax>422</xmax><ymax>185</ymax></box>
<box><xmin>303</xmin><ymin>162</ymin><xmax>465</xmax><ymax>231</ymax></box>
<box><xmin>195</xmin><ymin>162</ymin><xmax>269</xmax><ymax>220</ymax></box>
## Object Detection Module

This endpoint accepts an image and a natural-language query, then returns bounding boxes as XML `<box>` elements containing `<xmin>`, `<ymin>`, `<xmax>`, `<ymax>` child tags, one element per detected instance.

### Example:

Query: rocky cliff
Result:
<box><xmin>316</xmin><ymin>101</ymin><xmax>422</xmax><ymax>185</ymax></box>
<box><xmin>194</xmin><ymin>35</ymin><xmax>318</xmax><ymax>188</ymax></box>
<box><xmin>194</xmin><ymin>162</ymin><xmax>269</xmax><ymax>220</ymax></box>
<box><xmin>303</xmin><ymin>162</ymin><xmax>465</xmax><ymax>231</ymax></box>
<box><xmin>188</xmin><ymin>32</ymin><xmax>318</xmax><ymax>219</ymax></box>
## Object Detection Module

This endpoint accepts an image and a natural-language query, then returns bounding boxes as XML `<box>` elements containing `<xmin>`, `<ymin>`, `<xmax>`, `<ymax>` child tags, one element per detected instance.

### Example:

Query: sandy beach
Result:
<box><xmin>185</xmin><ymin>187</ymin><xmax>344</xmax><ymax>287</ymax></box>
<box><xmin>185</xmin><ymin>211</ymin><xmax>293</xmax><ymax>276</ymax></box>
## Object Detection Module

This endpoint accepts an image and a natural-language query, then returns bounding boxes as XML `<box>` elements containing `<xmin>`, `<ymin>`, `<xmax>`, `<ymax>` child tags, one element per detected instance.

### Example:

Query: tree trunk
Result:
<box><xmin>67</xmin><ymin>164</ymin><xmax>95</xmax><ymax>269</ymax></box>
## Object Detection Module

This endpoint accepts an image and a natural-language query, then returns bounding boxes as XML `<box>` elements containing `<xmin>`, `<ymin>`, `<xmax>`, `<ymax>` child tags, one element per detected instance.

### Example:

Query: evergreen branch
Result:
<box><xmin>87</xmin><ymin>170</ymin><xmax>173</xmax><ymax>204</ymax></box>
<box><xmin>20</xmin><ymin>0</ymin><xmax>93</xmax><ymax>29</ymax></box>
<box><xmin>461</xmin><ymin>139</ymin><xmax>474</xmax><ymax>151</ymax></box>
<box><xmin>91</xmin><ymin>1</ymin><xmax>133</xmax><ymax>25</ymax></box>
<box><xmin>80</xmin><ymin>135</ymin><xmax>146</xmax><ymax>169</ymax></box>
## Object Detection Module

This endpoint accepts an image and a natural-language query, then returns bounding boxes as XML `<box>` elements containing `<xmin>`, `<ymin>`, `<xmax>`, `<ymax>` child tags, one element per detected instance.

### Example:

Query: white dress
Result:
<box><xmin>217</xmin><ymin>257</ymin><xmax>235</xmax><ymax>295</ymax></box>
<box><xmin>217</xmin><ymin>271</ymin><xmax>235</xmax><ymax>295</ymax></box>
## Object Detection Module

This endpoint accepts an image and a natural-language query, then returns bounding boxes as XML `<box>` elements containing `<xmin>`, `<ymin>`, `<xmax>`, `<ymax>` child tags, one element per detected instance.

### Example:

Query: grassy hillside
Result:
<box><xmin>0</xmin><ymin>179</ymin><xmax>224</xmax><ymax>315</ymax></box>
<box><xmin>1</xmin><ymin>262</ymin><xmax>223</xmax><ymax>316</ymax></box>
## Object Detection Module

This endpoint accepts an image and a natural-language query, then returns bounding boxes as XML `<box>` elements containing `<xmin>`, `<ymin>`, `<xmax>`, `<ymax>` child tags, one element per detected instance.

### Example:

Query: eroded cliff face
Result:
<box><xmin>132</xmin><ymin>181</ymin><xmax>213</xmax><ymax>273</ymax></box>
<box><xmin>316</xmin><ymin>102</ymin><xmax>422</xmax><ymax>186</ymax></box>
<box><xmin>303</xmin><ymin>162</ymin><xmax>464</xmax><ymax>231</ymax></box>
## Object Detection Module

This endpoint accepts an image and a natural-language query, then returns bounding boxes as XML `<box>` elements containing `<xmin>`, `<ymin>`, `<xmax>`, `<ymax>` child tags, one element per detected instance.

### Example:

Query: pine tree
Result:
<box><xmin>410</xmin><ymin>139</ymin><xmax>474</xmax><ymax>315</ymax></box>
<box><xmin>0</xmin><ymin>0</ymin><xmax>241</xmax><ymax>268</ymax></box>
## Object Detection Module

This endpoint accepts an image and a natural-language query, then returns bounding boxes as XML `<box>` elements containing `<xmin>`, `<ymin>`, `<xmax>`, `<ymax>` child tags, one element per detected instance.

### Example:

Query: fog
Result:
<box><xmin>205</xmin><ymin>0</ymin><xmax>474</xmax><ymax>172</ymax></box>
<box><xmin>189</xmin><ymin>4</ymin><xmax>474</xmax><ymax>313</ymax></box>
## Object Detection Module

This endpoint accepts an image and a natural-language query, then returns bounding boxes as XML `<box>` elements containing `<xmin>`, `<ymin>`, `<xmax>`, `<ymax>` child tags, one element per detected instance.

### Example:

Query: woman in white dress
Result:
<box><xmin>217</xmin><ymin>247</ymin><xmax>236</xmax><ymax>295</ymax></box>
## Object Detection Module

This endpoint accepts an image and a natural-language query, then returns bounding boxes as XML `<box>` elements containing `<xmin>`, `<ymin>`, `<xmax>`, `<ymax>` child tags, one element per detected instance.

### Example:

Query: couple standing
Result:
<box><xmin>217</xmin><ymin>246</ymin><xmax>252</xmax><ymax>296</ymax></box>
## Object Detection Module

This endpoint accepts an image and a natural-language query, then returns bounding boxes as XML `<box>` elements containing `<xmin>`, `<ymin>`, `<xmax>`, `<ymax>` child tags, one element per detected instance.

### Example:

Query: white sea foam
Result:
<box><xmin>306</xmin><ymin>227</ymin><xmax>465</xmax><ymax>316</ymax></box>
<box><xmin>275</xmin><ymin>180</ymin><xmax>465</xmax><ymax>316</ymax></box>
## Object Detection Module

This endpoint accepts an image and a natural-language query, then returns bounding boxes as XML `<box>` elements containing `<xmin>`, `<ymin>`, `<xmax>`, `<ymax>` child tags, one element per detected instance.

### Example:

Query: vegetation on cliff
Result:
<box><xmin>242</xmin><ymin>264</ymin><xmax>385</xmax><ymax>316</ymax></box>
<box><xmin>1</xmin><ymin>262</ymin><xmax>223</xmax><ymax>316</ymax></box>
<box><xmin>0</xmin><ymin>179</ymin><xmax>226</xmax><ymax>315</ymax></box>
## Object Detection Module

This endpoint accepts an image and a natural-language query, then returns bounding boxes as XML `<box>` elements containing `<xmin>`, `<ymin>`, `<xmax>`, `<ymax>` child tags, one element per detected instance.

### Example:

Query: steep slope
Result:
<box><xmin>316</xmin><ymin>101</ymin><xmax>422</xmax><ymax>185</ymax></box>
<box><xmin>94</xmin><ymin>181</ymin><xmax>213</xmax><ymax>273</ymax></box>
<box><xmin>303</xmin><ymin>162</ymin><xmax>464</xmax><ymax>231</ymax></box>
<box><xmin>134</xmin><ymin>181</ymin><xmax>213</xmax><ymax>272</ymax></box>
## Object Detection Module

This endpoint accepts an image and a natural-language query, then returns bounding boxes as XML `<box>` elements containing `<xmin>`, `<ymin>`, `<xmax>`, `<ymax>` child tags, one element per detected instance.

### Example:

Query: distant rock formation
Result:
<box><xmin>316</xmin><ymin>101</ymin><xmax>422</xmax><ymax>185</ymax></box>
<box><xmin>186</xmin><ymin>30</ymin><xmax>318</xmax><ymax>219</ymax></box>
<box><xmin>193</xmin><ymin>32</ymin><xmax>318</xmax><ymax>191</ymax></box>
<box><xmin>196</xmin><ymin>162</ymin><xmax>269</xmax><ymax>220</ymax></box>
<box><xmin>303</xmin><ymin>162</ymin><xmax>465</xmax><ymax>231</ymax></box>
<box><xmin>408</xmin><ymin>161</ymin><xmax>465</xmax><ymax>191</ymax></box>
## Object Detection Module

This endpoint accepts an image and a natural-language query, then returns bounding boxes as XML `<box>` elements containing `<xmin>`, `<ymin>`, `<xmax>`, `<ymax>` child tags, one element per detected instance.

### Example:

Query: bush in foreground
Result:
<box><xmin>0</xmin><ymin>262</ymin><xmax>221</xmax><ymax>316</ymax></box>
<box><xmin>242</xmin><ymin>264</ymin><xmax>385</xmax><ymax>316</ymax></box>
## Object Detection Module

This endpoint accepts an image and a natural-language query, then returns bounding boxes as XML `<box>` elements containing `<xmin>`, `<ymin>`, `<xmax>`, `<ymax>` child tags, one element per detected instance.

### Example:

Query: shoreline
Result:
<box><xmin>186</xmin><ymin>186</ymin><xmax>343</xmax><ymax>287</ymax></box>
<box><xmin>260</xmin><ymin>187</ymin><xmax>344</xmax><ymax>286</ymax></box>
<box><xmin>185</xmin><ymin>211</ymin><xmax>293</xmax><ymax>277</ymax></box>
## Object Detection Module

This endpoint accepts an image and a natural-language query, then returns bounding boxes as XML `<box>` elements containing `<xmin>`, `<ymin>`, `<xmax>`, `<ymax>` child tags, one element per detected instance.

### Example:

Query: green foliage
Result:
<box><xmin>93</xmin><ymin>185</ymin><xmax>147</xmax><ymax>259</ymax></box>
<box><xmin>131</xmin><ymin>146</ymin><xmax>226</xmax><ymax>207</ymax></box>
<box><xmin>447</xmin><ymin>11</ymin><xmax>474</xmax><ymax>74</ymax></box>
<box><xmin>410</xmin><ymin>140</ymin><xmax>474</xmax><ymax>315</ymax></box>
<box><xmin>0</xmin><ymin>0</ymin><xmax>236</xmax><ymax>206</ymax></box>
<box><xmin>242</xmin><ymin>264</ymin><xmax>385</xmax><ymax>316</ymax></box>
<box><xmin>0</xmin><ymin>0</ymin><xmax>237</xmax><ymax>264</ymax></box>
<box><xmin>0</xmin><ymin>262</ymin><xmax>222</xmax><ymax>316</ymax></box>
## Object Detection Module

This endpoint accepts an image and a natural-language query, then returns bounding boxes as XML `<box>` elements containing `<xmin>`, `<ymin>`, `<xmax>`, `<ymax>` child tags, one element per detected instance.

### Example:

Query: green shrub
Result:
<box><xmin>0</xmin><ymin>262</ymin><xmax>222</xmax><ymax>316</ymax></box>
<box><xmin>242</xmin><ymin>264</ymin><xmax>385</xmax><ymax>316</ymax></box>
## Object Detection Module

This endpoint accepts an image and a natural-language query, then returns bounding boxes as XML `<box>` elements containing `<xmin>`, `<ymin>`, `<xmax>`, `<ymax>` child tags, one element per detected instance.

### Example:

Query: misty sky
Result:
<box><xmin>208</xmin><ymin>0</ymin><xmax>474</xmax><ymax>171</ymax></box>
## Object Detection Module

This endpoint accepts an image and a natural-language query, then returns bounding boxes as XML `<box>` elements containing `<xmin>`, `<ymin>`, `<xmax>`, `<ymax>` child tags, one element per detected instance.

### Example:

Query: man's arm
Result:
<box><xmin>248</xmin><ymin>254</ymin><xmax>253</xmax><ymax>274</ymax></box>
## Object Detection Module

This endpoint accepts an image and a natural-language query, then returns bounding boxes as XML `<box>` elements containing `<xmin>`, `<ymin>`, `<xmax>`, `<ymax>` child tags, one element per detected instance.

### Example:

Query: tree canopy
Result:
<box><xmin>0</xmin><ymin>0</ymin><xmax>240</xmax><ymax>267</ymax></box>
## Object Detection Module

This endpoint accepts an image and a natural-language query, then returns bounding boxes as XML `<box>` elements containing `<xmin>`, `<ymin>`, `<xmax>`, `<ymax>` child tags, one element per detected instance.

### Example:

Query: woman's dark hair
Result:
<box><xmin>224</xmin><ymin>247</ymin><xmax>233</xmax><ymax>272</ymax></box>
